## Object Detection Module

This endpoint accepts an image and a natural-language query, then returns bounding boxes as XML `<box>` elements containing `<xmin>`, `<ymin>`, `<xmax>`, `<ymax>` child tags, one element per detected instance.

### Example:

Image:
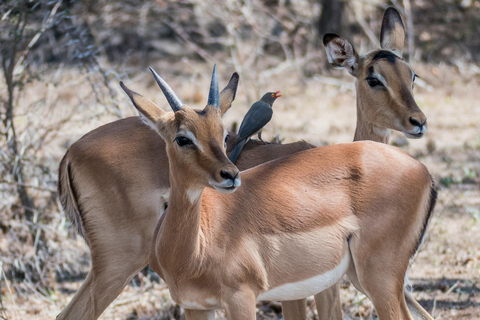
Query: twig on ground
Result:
<box><xmin>1</xmin><ymin>263</ymin><xmax>19</xmax><ymax>320</ymax></box>
<box><xmin>446</xmin><ymin>281</ymin><xmax>459</xmax><ymax>295</ymax></box>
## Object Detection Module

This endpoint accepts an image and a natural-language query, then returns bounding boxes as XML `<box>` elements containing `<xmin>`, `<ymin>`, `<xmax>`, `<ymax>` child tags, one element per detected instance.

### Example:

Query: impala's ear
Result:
<box><xmin>323</xmin><ymin>33</ymin><xmax>359</xmax><ymax>76</ymax></box>
<box><xmin>380</xmin><ymin>7</ymin><xmax>405</xmax><ymax>57</ymax></box>
<box><xmin>219</xmin><ymin>72</ymin><xmax>239</xmax><ymax>117</ymax></box>
<box><xmin>120</xmin><ymin>81</ymin><xmax>166</xmax><ymax>131</ymax></box>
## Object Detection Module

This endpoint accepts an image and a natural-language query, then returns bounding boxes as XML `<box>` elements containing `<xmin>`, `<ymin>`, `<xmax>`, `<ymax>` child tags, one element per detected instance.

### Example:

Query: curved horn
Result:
<box><xmin>149</xmin><ymin>67</ymin><xmax>183</xmax><ymax>112</ymax></box>
<box><xmin>207</xmin><ymin>64</ymin><xmax>220</xmax><ymax>108</ymax></box>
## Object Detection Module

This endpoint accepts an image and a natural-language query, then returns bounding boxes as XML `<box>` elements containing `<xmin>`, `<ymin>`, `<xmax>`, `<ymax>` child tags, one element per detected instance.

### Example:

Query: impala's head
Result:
<box><xmin>323</xmin><ymin>7</ymin><xmax>427</xmax><ymax>139</ymax></box>
<box><xmin>120</xmin><ymin>66</ymin><xmax>241</xmax><ymax>194</ymax></box>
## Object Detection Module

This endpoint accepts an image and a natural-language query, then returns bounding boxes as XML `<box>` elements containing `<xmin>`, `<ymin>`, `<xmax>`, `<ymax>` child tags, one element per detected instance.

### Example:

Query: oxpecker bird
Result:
<box><xmin>229</xmin><ymin>91</ymin><xmax>281</xmax><ymax>163</ymax></box>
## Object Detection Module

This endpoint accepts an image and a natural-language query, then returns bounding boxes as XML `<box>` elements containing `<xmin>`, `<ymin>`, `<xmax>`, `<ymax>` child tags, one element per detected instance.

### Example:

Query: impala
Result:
<box><xmin>57</xmin><ymin>7</ymin><xmax>429</xmax><ymax>319</ymax></box>
<box><xmin>56</xmin><ymin>73</ymin><xmax>313</xmax><ymax>320</ymax></box>
<box><xmin>123</xmin><ymin>65</ymin><xmax>436</xmax><ymax>320</ymax></box>
<box><xmin>286</xmin><ymin>7</ymin><xmax>429</xmax><ymax>319</ymax></box>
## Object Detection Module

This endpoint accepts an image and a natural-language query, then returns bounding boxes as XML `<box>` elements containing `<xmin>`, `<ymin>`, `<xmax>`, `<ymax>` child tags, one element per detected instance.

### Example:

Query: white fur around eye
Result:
<box><xmin>223</xmin><ymin>130</ymin><xmax>228</xmax><ymax>149</ymax></box>
<box><xmin>374</xmin><ymin>73</ymin><xmax>388</xmax><ymax>88</ymax></box>
<box><xmin>177</xmin><ymin>130</ymin><xmax>203</xmax><ymax>151</ymax></box>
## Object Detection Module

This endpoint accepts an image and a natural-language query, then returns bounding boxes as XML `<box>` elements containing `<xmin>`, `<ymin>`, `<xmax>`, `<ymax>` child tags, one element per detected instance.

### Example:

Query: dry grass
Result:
<box><xmin>0</xmin><ymin>60</ymin><xmax>479</xmax><ymax>319</ymax></box>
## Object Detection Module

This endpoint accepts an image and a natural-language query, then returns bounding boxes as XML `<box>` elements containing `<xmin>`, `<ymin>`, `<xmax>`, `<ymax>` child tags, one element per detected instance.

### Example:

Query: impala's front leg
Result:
<box><xmin>184</xmin><ymin>309</ymin><xmax>215</xmax><ymax>320</ymax></box>
<box><xmin>223</xmin><ymin>286</ymin><xmax>257</xmax><ymax>320</ymax></box>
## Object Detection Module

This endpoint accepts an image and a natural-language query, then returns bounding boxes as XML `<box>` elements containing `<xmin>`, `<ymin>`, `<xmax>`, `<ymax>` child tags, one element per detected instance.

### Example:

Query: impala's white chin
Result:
<box><xmin>403</xmin><ymin>131</ymin><xmax>424</xmax><ymax>139</ymax></box>
<box><xmin>214</xmin><ymin>185</ymin><xmax>238</xmax><ymax>194</ymax></box>
<box><xmin>210</xmin><ymin>178</ymin><xmax>241</xmax><ymax>194</ymax></box>
<box><xmin>402</xmin><ymin>124</ymin><xmax>427</xmax><ymax>139</ymax></box>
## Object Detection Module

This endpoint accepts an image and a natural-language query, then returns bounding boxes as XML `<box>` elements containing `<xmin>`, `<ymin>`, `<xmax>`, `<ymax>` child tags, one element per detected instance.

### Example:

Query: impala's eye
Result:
<box><xmin>366</xmin><ymin>77</ymin><xmax>383</xmax><ymax>87</ymax></box>
<box><xmin>175</xmin><ymin>136</ymin><xmax>193</xmax><ymax>147</ymax></box>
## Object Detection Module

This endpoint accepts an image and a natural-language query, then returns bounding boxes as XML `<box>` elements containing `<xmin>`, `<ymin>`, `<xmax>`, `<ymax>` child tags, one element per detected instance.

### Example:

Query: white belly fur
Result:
<box><xmin>257</xmin><ymin>252</ymin><xmax>350</xmax><ymax>301</ymax></box>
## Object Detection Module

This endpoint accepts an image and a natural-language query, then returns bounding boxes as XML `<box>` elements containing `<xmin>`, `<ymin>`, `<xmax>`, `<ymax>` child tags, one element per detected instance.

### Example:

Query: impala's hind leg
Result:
<box><xmin>57</xmin><ymin>248</ymin><xmax>148</xmax><ymax>320</ymax></box>
<box><xmin>346</xmin><ymin>246</ymin><xmax>410</xmax><ymax>320</ymax></box>
<box><xmin>57</xmin><ymin>212</ymin><xmax>153</xmax><ymax>320</ymax></box>
<box><xmin>347</xmin><ymin>232</ymin><xmax>433</xmax><ymax>320</ymax></box>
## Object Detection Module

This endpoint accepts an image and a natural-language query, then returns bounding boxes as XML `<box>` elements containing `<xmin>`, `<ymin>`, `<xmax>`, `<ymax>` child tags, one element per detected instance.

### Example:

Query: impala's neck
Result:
<box><xmin>353</xmin><ymin>93</ymin><xmax>391</xmax><ymax>144</ymax></box>
<box><xmin>157</xmin><ymin>172</ymin><xmax>205</xmax><ymax>272</ymax></box>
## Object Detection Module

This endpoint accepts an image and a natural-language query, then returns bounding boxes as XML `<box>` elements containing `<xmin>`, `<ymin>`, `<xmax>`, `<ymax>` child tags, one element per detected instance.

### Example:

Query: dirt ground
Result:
<box><xmin>1</xmin><ymin>62</ymin><xmax>479</xmax><ymax>319</ymax></box>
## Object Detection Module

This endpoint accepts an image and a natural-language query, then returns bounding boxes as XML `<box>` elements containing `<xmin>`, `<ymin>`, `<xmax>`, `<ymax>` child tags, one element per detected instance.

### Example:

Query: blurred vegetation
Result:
<box><xmin>0</xmin><ymin>0</ymin><xmax>479</xmax><ymax>313</ymax></box>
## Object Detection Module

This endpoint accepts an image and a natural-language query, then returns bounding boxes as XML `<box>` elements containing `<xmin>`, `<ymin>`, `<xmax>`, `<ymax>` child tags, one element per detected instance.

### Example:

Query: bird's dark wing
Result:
<box><xmin>237</xmin><ymin>102</ymin><xmax>273</xmax><ymax>140</ymax></box>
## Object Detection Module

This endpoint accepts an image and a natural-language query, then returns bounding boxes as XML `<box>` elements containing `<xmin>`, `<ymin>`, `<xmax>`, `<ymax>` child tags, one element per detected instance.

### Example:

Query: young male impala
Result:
<box><xmin>56</xmin><ymin>72</ymin><xmax>313</xmax><ymax>320</ymax></box>
<box><xmin>57</xmin><ymin>7</ymin><xmax>429</xmax><ymax>319</ymax></box>
<box><xmin>122</xmin><ymin>65</ymin><xmax>436</xmax><ymax>320</ymax></box>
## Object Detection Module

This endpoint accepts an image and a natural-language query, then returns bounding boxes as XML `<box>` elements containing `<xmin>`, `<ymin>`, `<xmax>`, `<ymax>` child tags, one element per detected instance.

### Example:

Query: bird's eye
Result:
<box><xmin>175</xmin><ymin>136</ymin><xmax>193</xmax><ymax>147</ymax></box>
<box><xmin>366</xmin><ymin>77</ymin><xmax>383</xmax><ymax>87</ymax></box>
<box><xmin>271</xmin><ymin>93</ymin><xmax>275</xmax><ymax>97</ymax></box>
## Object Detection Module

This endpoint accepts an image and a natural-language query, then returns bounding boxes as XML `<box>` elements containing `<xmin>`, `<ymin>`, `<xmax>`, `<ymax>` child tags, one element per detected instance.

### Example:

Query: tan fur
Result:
<box><xmin>57</xmin><ymin>9</ymin><xmax>430</xmax><ymax>318</ymax></box>
<box><xmin>56</xmin><ymin>77</ymin><xmax>316</xmax><ymax>320</ymax></box>
<box><xmin>57</xmin><ymin>65</ymin><xmax>427</xmax><ymax>320</ymax></box>
<box><xmin>132</xmin><ymin>84</ymin><xmax>434</xmax><ymax>320</ymax></box>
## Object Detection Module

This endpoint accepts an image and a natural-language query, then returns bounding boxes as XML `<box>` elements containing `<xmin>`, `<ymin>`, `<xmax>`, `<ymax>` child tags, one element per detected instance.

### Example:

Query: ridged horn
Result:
<box><xmin>207</xmin><ymin>64</ymin><xmax>220</xmax><ymax>108</ymax></box>
<box><xmin>149</xmin><ymin>67</ymin><xmax>183</xmax><ymax>112</ymax></box>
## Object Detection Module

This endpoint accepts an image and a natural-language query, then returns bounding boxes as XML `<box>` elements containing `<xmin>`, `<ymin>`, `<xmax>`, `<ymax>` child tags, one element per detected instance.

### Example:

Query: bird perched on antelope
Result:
<box><xmin>229</xmin><ymin>91</ymin><xmax>281</xmax><ymax>163</ymax></box>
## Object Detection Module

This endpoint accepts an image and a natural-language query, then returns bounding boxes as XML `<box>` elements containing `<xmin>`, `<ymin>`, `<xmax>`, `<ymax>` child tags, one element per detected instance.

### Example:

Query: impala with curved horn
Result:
<box><xmin>122</xmin><ymin>65</ymin><xmax>436</xmax><ymax>320</ymax></box>
<box><xmin>57</xmin><ymin>8</ymin><xmax>430</xmax><ymax>320</ymax></box>
<box><xmin>56</xmin><ymin>69</ymin><xmax>313</xmax><ymax>320</ymax></box>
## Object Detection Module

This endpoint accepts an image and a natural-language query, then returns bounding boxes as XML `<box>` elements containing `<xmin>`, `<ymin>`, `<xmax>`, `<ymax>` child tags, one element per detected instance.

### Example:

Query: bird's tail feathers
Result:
<box><xmin>229</xmin><ymin>139</ymin><xmax>247</xmax><ymax>164</ymax></box>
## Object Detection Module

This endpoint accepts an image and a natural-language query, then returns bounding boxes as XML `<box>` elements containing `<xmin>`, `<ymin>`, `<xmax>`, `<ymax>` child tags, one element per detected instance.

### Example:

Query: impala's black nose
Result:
<box><xmin>409</xmin><ymin>117</ymin><xmax>426</xmax><ymax>127</ymax></box>
<box><xmin>220</xmin><ymin>170</ymin><xmax>235</xmax><ymax>181</ymax></box>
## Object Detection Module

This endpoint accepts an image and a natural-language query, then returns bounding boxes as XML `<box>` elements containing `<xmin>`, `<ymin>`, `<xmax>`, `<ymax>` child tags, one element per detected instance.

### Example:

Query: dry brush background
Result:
<box><xmin>0</xmin><ymin>0</ymin><xmax>479</xmax><ymax>319</ymax></box>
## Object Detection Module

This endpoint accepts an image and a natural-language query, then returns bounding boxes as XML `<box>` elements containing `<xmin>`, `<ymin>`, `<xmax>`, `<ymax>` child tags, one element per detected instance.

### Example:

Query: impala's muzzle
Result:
<box><xmin>212</xmin><ymin>169</ymin><xmax>241</xmax><ymax>193</ymax></box>
<box><xmin>403</xmin><ymin>115</ymin><xmax>427</xmax><ymax>139</ymax></box>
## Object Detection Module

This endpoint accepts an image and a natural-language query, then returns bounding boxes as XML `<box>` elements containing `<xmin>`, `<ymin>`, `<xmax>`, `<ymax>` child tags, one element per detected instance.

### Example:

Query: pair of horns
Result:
<box><xmin>149</xmin><ymin>65</ymin><xmax>220</xmax><ymax>112</ymax></box>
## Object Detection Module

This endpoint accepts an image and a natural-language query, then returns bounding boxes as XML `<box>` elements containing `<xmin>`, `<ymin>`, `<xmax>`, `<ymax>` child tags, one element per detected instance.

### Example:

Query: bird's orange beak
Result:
<box><xmin>275</xmin><ymin>91</ymin><xmax>281</xmax><ymax>98</ymax></box>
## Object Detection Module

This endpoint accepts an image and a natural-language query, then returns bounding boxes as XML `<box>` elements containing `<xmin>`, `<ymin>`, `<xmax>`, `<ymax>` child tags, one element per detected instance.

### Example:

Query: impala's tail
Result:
<box><xmin>57</xmin><ymin>152</ymin><xmax>87</xmax><ymax>244</ymax></box>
